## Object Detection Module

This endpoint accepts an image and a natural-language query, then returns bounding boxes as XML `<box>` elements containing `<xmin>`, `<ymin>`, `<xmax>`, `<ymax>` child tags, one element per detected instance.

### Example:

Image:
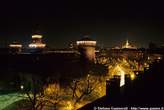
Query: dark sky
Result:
<box><xmin>1</xmin><ymin>1</ymin><xmax>164</xmax><ymax>48</ymax></box>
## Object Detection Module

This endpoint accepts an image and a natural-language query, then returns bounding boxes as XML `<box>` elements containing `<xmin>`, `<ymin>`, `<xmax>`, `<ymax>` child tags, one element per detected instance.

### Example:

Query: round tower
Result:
<box><xmin>29</xmin><ymin>34</ymin><xmax>46</xmax><ymax>48</ymax></box>
<box><xmin>76</xmin><ymin>36</ymin><xmax>96</xmax><ymax>63</ymax></box>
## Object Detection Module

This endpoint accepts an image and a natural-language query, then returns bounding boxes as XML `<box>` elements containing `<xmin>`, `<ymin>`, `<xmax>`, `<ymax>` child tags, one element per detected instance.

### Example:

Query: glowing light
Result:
<box><xmin>87</xmin><ymin>74</ymin><xmax>90</xmax><ymax>78</ymax></box>
<box><xmin>148</xmin><ymin>56</ymin><xmax>150</xmax><ymax>60</ymax></box>
<box><xmin>126</xmin><ymin>40</ymin><xmax>129</xmax><ymax>46</ymax></box>
<box><xmin>29</xmin><ymin>43</ymin><xmax>46</xmax><ymax>48</ymax></box>
<box><xmin>120</xmin><ymin>70</ymin><xmax>125</xmax><ymax>87</ymax></box>
<box><xmin>76</xmin><ymin>41</ymin><xmax>96</xmax><ymax>46</ymax></box>
<box><xmin>144</xmin><ymin>63</ymin><xmax>149</xmax><ymax>68</ymax></box>
<box><xmin>66</xmin><ymin>101</ymin><xmax>73</xmax><ymax>110</ymax></box>
<box><xmin>130</xmin><ymin>74</ymin><xmax>135</xmax><ymax>80</ymax></box>
<box><xmin>32</xmin><ymin>35</ymin><xmax>42</xmax><ymax>39</ymax></box>
<box><xmin>116</xmin><ymin>65</ymin><xmax>125</xmax><ymax>87</ymax></box>
<box><xmin>158</xmin><ymin>56</ymin><xmax>161</xmax><ymax>60</ymax></box>
<box><xmin>44</xmin><ymin>83</ymin><xmax>60</xmax><ymax>95</ymax></box>
<box><xmin>20</xmin><ymin>85</ymin><xmax>24</xmax><ymax>90</ymax></box>
<box><xmin>122</xmin><ymin>40</ymin><xmax>137</xmax><ymax>49</ymax></box>
<box><xmin>9</xmin><ymin>44</ymin><xmax>22</xmax><ymax>48</ymax></box>
<box><xmin>108</xmin><ymin>59</ymin><xmax>138</xmax><ymax>87</ymax></box>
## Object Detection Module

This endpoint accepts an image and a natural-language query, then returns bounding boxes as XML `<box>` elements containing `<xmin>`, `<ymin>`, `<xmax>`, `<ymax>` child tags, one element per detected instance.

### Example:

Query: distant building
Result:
<box><xmin>9</xmin><ymin>42</ymin><xmax>22</xmax><ymax>53</ymax></box>
<box><xmin>29</xmin><ymin>34</ymin><xmax>46</xmax><ymax>49</ymax></box>
<box><xmin>28</xmin><ymin>34</ymin><xmax>46</xmax><ymax>53</ymax></box>
<box><xmin>122</xmin><ymin>40</ymin><xmax>137</xmax><ymax>49</ymax></box>
<box><xmin>76</xmin><ymin>36</ymin><xmax>96</xmax><ymax>63</ymax></box>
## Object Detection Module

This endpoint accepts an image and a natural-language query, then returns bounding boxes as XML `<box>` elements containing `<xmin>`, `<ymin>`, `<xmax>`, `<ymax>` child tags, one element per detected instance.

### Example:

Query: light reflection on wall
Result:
<box><xmin>76</xmin><ymin>41</ymin><xmax>96</xmax><ymax>46</ymax></box>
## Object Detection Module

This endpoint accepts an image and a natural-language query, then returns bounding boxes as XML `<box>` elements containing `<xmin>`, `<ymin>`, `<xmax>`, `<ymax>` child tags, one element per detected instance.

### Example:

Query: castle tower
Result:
<box><xmin>9</xmin><ymin>42</ymin><xmax>22</xmax><ymax>53</ymax></box>
<box><xmin>122</xmin><ymin>39</ymin><xmax>137</xmax><ymax>49</ymax></box>
<box><xmin>29</xmin><ymin>34</ymin><xmax>46</xmax><ymax>48</ymax></box>
<box><xmin>76</xmin><ymin>35</ymin><xmax>96</xmax><ymax>63</ymax></box>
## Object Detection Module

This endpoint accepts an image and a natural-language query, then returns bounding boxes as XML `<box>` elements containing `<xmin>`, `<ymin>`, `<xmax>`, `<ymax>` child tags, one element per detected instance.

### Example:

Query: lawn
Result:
<box><xmin>0</xmin><ymin>92</ymin><xmax>24</xmax><ymax>110</ymax></box>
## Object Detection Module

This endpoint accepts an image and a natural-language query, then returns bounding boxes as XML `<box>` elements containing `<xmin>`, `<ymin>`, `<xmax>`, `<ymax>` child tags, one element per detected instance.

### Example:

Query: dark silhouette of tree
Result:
<box><xmin>19</xmin><ymin>74</ymin><xmax>45</xmax><ymax>110</ymax></box>
<box><xmin>69</xmin><ymin>75</ymin><xmax>100</xmax><ymax>108</ymax></box>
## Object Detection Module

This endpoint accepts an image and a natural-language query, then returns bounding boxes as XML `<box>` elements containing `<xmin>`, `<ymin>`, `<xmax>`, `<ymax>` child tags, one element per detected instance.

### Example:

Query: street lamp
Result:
<box><xmin>20</xmin><ymin>85</ymin><xmax>24</xmax><ymax>90</ymax></box>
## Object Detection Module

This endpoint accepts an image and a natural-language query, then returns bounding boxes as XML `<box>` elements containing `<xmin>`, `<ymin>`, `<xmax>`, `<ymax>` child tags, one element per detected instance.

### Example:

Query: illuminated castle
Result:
<box><xmin>9</xmin><ymin>42</ymin><xmax>22</xmax><ymax>48</ymax></box>
<box><xmin>122</xmin><ymin>40</ymin><xmax>137</xmax><ymax>49</ymax></box>
<box><xmin>76</xmin><ymin>36</ymin><xmax>96</xmax><ymax>62</ymax></box>
<box><xmin>9</xmin><ymin>42</ymin><xmax>22</xmax><ymax>53</ymax></box>
<box><xmin>29</xmin><ymin>34</ymin><xmax>46</xmax><ymax>48</ymax></box>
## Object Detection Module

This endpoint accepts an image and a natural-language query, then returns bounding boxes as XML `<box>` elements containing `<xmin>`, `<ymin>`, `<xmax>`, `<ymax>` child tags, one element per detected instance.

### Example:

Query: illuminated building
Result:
<box><xmin>9</xmin><ymin>42</ymin><xmax>22</xmax><ymax>53</ymax></box>
<box><xmin>122</xmin><ymin>40</ymin><xmax>137</xmax><ymax>49</ymax></box>
<box><xmin>29</xmin><ymin>34</ymin><xmax>46</xmax><ymax>48</ymax></box>
<box><xmin>9</xmin><ymin>42</ymin><xmax>22</xmax><ymax>48</ymax></box>
<box><xmin>76</xmin><ymin>36</ymin><xmax>96</xmax><ymax>63</ymax></box>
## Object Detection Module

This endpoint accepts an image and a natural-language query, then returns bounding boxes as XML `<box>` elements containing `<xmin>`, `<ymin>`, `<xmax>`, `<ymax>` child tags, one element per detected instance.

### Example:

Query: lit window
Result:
<box><xmin>9</xmin><ymin>44</ymin><xmax>22</xmax><ymax>48</ymax></box>
<box><xmin>32</xmin><ymin>35</ymin><xmax>43</xmax><ymax>39</ymax></box>
<box><xmin>29</xmin><ymin>43</ymin><xmax>46</xmax><ymax>48</ymax></box>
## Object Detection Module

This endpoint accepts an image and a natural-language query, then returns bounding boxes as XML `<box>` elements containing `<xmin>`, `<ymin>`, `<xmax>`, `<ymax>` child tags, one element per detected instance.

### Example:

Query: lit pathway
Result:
<box><xmin>0</xmin><ymin>92</ymin><xmax>23</xmax><ymax>110</ymax></box>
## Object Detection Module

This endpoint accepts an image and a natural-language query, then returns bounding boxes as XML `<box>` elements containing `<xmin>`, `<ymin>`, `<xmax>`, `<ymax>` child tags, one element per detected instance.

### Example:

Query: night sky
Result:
<box><xmin>1</xmin><ymin>1</ymin><xmax>164</xmax><ymax>48</ymax></box>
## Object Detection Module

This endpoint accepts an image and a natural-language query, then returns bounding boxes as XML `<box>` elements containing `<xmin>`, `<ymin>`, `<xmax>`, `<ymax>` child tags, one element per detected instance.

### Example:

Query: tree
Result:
<box><xmin>43</xmin><ymin>83</ymin><xmax>65</xmax><ymax>109</ymax></box>
<box><xmin>19</xmin><ymin>74</ymin><xmax>45</xmax><ymax>110</ymax></box>
<box><xmin>69</xmin><ymin>74</ymin><xmax>100</xmax><ymax>109</ymax></box>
